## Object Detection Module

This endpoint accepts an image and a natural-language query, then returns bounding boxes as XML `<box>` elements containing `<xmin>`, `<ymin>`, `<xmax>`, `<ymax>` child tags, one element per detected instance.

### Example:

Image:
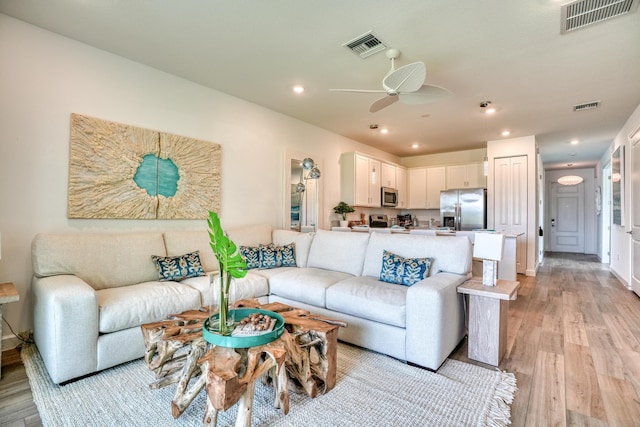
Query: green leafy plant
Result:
<box><xmin>207</xmin><ymin>211</ymin><xmax>247</xmax><ymax>335</ymax></box>
<box><xmin>333</xmin><ymin>201</ymin><xmax>355</xmax><ymax>220</ymax></box>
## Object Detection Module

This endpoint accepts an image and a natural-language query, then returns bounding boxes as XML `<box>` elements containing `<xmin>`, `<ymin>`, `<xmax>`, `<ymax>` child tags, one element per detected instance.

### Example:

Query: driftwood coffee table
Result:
<box><xmin>141</xmin><ymin>299</ymin><xmax>346</xmax><ymax>426</ymax></box>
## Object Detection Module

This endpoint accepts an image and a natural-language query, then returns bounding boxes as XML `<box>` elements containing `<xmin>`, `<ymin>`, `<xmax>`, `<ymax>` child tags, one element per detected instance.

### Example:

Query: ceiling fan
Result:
<box><xmin>330</xmin><ymin>48</ymin><xmax>452</xmax><ymax>113</ymax></box>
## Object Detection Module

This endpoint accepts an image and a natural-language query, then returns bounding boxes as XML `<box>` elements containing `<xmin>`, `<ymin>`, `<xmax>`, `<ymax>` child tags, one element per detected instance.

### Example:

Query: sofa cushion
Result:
<box><xmin>259</xmin><ymin>243</ymin><xmax>296</xmax><ymax>269</ymax></box>
<box><xmin>181</xmin><ymin>271</ymin><xmax>270</xmax><ymax>306</ymax></box>
<box><xmin>362</xmin><ymin>233</ymin><xmax>472</xmax><ymax>278</ymax></box>
<box><xmin>240</xmin><ymin>246</ymin><xmax>261</xmax><ymax>270</ymax></box>
<box><xmin>96</xmin><ymin>281</ymin><xmax>201</xmax><ymax>333</ymax></box>
<box><xmin>306</xmin><ymin>230</ymin><xmax>370</xmax><ymax>276</ymax></box>
<box><xmin>269</xmin><ymin>267</ymin><xmax>352</xmax><ymax>307</ymax></box>
<box><xmin>32</xmin><ymin>232</ymin><xmax>166</xmax><ymax>290</ymax></box>
<box><xmin>325</xmin><ymin>276</ymin><xmax>407</xmax><ymax>328</ymax></box>
<box><xmin>273</xmin><ymin>230</ymin><xmax>313</xmax><ymax>268</ymax></box>
<box><xmin>163</xmin><ymin>230</ymin><xmax>219</xmax><ymax>272</ymax></box>
<box><xmin>379</xmin><ymin>250</ymin><xmax>433</xmax><ymax>286</ymax></box>
<box><xmin>151</xmin><ymin>251</ymin><xmax>206</xmax><ymax>281</ymax></box>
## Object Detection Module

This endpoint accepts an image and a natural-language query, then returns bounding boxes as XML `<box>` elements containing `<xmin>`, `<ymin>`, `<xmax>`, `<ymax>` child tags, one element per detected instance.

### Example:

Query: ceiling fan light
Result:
<box><xmin>558</xmin><ymin>175</ymin><xmax>583</xmax><ymax>186</ymax></box>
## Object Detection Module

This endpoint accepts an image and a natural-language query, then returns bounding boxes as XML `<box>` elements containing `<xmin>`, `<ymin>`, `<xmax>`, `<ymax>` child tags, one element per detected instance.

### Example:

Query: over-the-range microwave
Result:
<box><xmin>381</xmin><ymin>186</ymin><xmax>398</xmax><ymax>207</ymax></box>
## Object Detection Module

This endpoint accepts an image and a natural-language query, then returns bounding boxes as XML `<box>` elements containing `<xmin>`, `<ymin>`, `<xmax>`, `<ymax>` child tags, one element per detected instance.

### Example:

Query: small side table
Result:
<box><xmin>457</xmin><ymin>279</ymin><xmax>520</xmax><ymax>366</ymax></box>
<box><xmin>0</xmin><ymin>282</ymin><xmax>20</xmax><ymax>379</ymax></box>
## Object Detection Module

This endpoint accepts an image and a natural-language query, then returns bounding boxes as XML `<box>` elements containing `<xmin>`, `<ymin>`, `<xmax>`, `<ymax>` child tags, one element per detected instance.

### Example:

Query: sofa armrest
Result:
<box><xmin>32</xmin><ymin>275</ymin><xmax>99</xmax><ymax>384</ymax></box>
<box><xmin>405</xmin><ymin>272</ymin><xmax>467</xmax><ymax>370</ymax></box>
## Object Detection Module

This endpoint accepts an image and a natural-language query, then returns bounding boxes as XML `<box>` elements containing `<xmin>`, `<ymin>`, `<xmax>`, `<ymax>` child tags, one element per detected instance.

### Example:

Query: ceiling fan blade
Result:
<box><xmin>369</xmin><ymin>95</ymin><xmax>399</xmax><ymax>113</ymax></box>
<box><xmin>398</xmin><ymin>84</ymin><xmax>452</xmax><ymax>104</ymax></box>
<box><xmin>383</xmin><ymin>62</ymin><xmax>426</xmax><ymax>93</ymax></box>
<box><xmin>329</xmin><ymin>88</ymin><xmax>386</xmax><ymax>94</ymax></box>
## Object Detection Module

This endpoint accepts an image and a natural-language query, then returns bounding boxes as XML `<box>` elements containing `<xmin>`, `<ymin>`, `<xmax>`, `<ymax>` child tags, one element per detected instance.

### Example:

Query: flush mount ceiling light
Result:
<box><xmin>480</xmin><ymin>101</ymin><xmax>496</xmax><ymax>114</ymax></box>
<box><xmin>558</xmin><ymin>175</ymin><xmax>584</xmax><ymax>186</ymax></box>
<box><xmin>292</xmin><ymin>85</ymin><xmax>305</xmax><ymax>94</ymax></box>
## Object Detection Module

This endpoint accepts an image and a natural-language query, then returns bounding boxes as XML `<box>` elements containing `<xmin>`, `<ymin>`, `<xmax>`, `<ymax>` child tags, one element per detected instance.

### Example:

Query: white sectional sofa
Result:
<box><xmin>31</xmin><ymin>225</ymin><xmax>472</xmax><ymax>384</ymax></box>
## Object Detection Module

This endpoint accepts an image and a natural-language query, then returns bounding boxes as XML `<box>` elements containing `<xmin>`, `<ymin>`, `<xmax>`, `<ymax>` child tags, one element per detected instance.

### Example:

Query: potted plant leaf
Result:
<box><xmin>333</xmin><ymin>201</ymin><xmax>355</xmax><ymax>227</ymax></box>
<box><xmin>207</xmin><ymin>211</ymin><xmax>248</xmax><ymax>336</ymax></box>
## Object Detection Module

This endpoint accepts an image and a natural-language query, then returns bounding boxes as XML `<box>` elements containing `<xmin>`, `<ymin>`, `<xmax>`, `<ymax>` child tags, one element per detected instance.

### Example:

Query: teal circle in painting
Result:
<box><xmin>133</xmin><ymin>154</ymin><xmax>180</xmax><ymax>197</ymax></box>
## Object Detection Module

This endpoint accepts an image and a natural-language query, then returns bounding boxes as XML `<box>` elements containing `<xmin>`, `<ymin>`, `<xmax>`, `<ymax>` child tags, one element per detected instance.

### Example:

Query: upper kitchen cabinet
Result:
<box><xmin>426</xmin><ymin>166</ymin><xmax>446</xmax><ymax>209</ymax></box>
<box><xmin>396</xmin><ymin>166</ymin><xmax>407</xmax><ymax>209</ymax></box>
<box><xmin>408</xmin><ymin>166</ymin><xmax>445</xmax><ymax>209</ymax></box>
<box><xmin>381</xmin><ymin>162</ymin><xmax>396</xmax><ymax>188</ymax></box>
<box><xmin>446</xmin><ymin>163</ymin><xmax>486</xmax><ymax>189</ymax></box>
<box><xmin>408</xmin><ymin>168</ymin><xmax>427</xmax><ymax>209</ymax></box>
<box><xmin>340</xmin><ymin>153</ymin><xmax>382</xmax><ymax>207</ymax></box>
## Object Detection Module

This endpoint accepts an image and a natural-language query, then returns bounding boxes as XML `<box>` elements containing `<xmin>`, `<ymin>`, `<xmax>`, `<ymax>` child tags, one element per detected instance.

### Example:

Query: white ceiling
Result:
<box><xmin>1</xmin><ymin>1</ymin><xmax>639</xmax><ymax>169</ymax></box>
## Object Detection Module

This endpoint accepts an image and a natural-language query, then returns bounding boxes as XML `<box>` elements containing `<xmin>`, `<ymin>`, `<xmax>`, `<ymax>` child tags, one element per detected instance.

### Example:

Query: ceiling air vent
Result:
<box><xmin>342</xmin><ymin>31</ymin><xmax>387</xmax><ymax>58</ymax></box>
<box><xmin>561</xmin><ymin>0</ymin><xmax>639</xmax><ymax>34</ymax></box>
<box><xmin>573</xmin><ymin>101</ymin><xmax>601</xmax><ymax>111</ymax></box>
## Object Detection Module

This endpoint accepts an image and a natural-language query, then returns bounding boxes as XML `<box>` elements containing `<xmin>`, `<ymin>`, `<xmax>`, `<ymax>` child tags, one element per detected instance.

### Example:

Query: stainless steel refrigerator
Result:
<box><xmin>440</xmin><ymin>188</ymin><xmax>487</xmax><ymax>231</ymax></box>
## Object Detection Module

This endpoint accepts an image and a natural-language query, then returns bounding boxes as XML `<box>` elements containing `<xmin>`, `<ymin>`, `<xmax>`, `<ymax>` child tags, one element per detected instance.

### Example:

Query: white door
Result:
<box><xmin>631</xmin><ymin>140</ymin><xmax>640</xmax><ymax>296</ymax></box>
<box><xmin>550</xmin><ymin>182</ymin><xmax>585</xmax><ymax>253</ymax></box>
<box><xmin>493</xmin><ymin>156</ymin><xmax>527</xmax><ymax>274</ymax></box>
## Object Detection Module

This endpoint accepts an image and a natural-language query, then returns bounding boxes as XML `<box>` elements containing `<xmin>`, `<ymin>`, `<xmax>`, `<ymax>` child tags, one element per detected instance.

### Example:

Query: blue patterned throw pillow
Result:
<box><xmin>258</xmin><ymin>243</ymin><xmax>296</xmax><ymax>269</ymax></box>
<box><xmin>240</xmin><ymin>246</ymin><xmax>261</xmax><ymax>270</ymax></box>
<box><xmin>379</xmin><ymin>250</ymin><xmax>433</xmax><ymax>286</ymax></box>
<box><xmin>151</xmin><ymin>251</ymin><xmax>206</xmax><ymax>282</ymax></box>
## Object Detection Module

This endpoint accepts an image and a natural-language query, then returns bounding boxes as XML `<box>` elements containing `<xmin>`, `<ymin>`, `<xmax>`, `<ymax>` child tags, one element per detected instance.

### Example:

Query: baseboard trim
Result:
<box><xmin>2</xmin><ymin>334</ymin><xmax>21</xmax><ymax>351</ymax></box>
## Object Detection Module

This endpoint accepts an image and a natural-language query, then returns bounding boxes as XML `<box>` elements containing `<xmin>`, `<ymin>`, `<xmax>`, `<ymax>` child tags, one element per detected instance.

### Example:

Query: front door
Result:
<box><xmin>550</xmin><ymin>182</ymin><xmax>585</xmax><ymax>253</ymax></box>
<box><xmin>631</xmin><ymin>139</ymin><xmax>640</xmax><ymax>296</ymax></box>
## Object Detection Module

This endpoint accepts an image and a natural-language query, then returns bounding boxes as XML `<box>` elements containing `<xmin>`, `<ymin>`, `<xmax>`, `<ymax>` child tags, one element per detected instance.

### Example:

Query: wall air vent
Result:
<box><xmin>573</xmin><ymin>101</ymin><xmax>601</xmax><ymax>111</ymax></box>
<box><xmin>561</xmin><ymin>0</ymin><xmax>639</xmax><ymax>34</ymax></box>
<box><xmin>342</xmin><ymin>31</ymin><xmax>387</xmax><ymax>58</ymax></box>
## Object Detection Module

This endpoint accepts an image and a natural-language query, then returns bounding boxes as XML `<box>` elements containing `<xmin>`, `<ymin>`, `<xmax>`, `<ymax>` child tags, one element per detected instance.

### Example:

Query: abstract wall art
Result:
<box><xmin>68</xmin><ymin>113</ymin><xmax>221</xmax><ymax>219</ymax></box>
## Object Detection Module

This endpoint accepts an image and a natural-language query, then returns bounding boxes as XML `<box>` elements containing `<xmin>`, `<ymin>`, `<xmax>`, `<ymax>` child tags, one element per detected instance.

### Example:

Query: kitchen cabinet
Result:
<box><xmin>340</xmin><ymin>153</ymin><xmax>382</xmax><ymax>207</ymax></box>
<box><xmin>408</xmin><ymin>166</ymin><xmax>446</xmax><ymax>209</ymax></box>
<box><xmin>381</xmin><ymin>163</ymin><xmax>396</xmax><ymax>188</ymax></box>
<box><xmin>426</xmin><ymin>166</ymin><xmax>446</xmax><ymax>209</ymax></box>
<box><xmin>446</xmin><ymin>163</ymin><xmax>485</xmax><ymax>189</ymax></box>
<box><xmin>396</xmin><ymin>167</ymin><xmax>407</xmax><ymax>208</ymax></box>
<box><xmin>408</xmin><ymin>168</ymin><xmax>427</xmax><ymax>209</ymax></box>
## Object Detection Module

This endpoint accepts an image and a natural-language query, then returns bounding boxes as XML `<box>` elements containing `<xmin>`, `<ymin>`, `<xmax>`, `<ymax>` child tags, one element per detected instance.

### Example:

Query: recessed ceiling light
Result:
<box><xmin>292</xmin><ymin>85</ymin><xmax>305</xmax><ymax>94</ymax></box>
<box><xmin>380</xmin><ymin>128</ymin><xmax>389</xmax><ymax>134</ymax></box>
<box><xmin>480</xmin><ymin>101</ymin><xmax>496</xmax><ymax>114</ymax></box>
<box><xmin>411</xmin><ymin>143</ymin><xmax>419</xmax><ymax>149</ymax></box>
<box><xmin>570</xmin><ymin>139</ymin><xmax>579</xmax><ymax>145</ymax></box>
<box><xmin>501</xmin><ymin>130</ymin><xmax>511</xmax><ymax>136</ymax></box>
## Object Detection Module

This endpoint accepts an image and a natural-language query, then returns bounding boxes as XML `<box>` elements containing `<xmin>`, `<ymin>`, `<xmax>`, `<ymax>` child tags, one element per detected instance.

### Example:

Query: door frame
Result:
<box><xmin>601</xmin><ymin>161</ymin><xmax>611</xmax><ymax>264</ymax></box>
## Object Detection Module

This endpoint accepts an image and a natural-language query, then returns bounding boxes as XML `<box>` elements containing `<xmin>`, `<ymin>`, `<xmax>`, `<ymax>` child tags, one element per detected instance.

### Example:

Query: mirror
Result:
<box><xmin>284</xmin><ymin>150</ymin><xmax>322</xmax><ymax>232</ymax></box>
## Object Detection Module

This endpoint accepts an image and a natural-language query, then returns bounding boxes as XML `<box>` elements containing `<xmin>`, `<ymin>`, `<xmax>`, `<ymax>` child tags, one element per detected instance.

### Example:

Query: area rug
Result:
<box><xmin>22</xmin><ymin>343</ymin><xmax>516</xmax><ymax>426</ymax></box>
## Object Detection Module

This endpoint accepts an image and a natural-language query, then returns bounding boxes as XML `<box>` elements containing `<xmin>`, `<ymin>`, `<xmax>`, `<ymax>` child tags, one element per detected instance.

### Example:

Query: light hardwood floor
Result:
<box><xmin>1</xmin><ymin>252</ymin><xmax>639</xmax><ymax>426</ymax></box>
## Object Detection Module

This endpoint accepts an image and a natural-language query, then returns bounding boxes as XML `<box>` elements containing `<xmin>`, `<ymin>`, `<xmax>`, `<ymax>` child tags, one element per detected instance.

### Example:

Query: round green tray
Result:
<box><xmin>202</xmin><ymin>308</ymin><xmax>285</xmax><ymax>348</ymax></box>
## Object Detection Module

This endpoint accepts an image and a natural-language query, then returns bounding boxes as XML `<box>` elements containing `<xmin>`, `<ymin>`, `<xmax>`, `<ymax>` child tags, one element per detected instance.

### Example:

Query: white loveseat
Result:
<box><xmin>31</xmin><ymin>226</ymin><xmax>472</xmax><ymax>384</ymax></box>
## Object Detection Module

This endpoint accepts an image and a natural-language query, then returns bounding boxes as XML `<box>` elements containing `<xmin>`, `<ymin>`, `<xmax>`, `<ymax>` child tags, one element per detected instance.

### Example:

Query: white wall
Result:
<box><xmin>0</xmin><ymin>14</ymin><xmax>399</xmax><ymax>346</ymax></box>
<box><xmin>607</xmin><ymin>103</ymin><xmax>640</xmax><ymax>286</ymax></box>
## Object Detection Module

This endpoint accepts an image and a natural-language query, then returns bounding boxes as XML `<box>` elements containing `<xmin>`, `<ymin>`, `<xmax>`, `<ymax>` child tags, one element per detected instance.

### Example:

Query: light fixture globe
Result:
<box><xmin>302</xmin><ymin>158</ymin><xmax>315</xmax><ymax>170</ymax></box>
<box><xmin>558</xmin><ymin>175</ymin><xmax>583</xmax><ymax>186</ymax></box>
<box><xmin>296</xmin><ymin>182</ymin><xmax>306</xmax><ymax>192</ymax></box>
<box><xmin>308</xmin><ymin>167</ymin><xmax>321</xmax><ymax>179</ymax></box>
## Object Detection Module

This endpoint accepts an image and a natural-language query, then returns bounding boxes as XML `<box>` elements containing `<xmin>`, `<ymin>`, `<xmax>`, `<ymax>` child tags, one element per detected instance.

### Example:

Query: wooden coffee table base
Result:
<box><xmin>141</xmin><ymin>300</ymin><xmax>344</xmax><ymax>426</ymax></box>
